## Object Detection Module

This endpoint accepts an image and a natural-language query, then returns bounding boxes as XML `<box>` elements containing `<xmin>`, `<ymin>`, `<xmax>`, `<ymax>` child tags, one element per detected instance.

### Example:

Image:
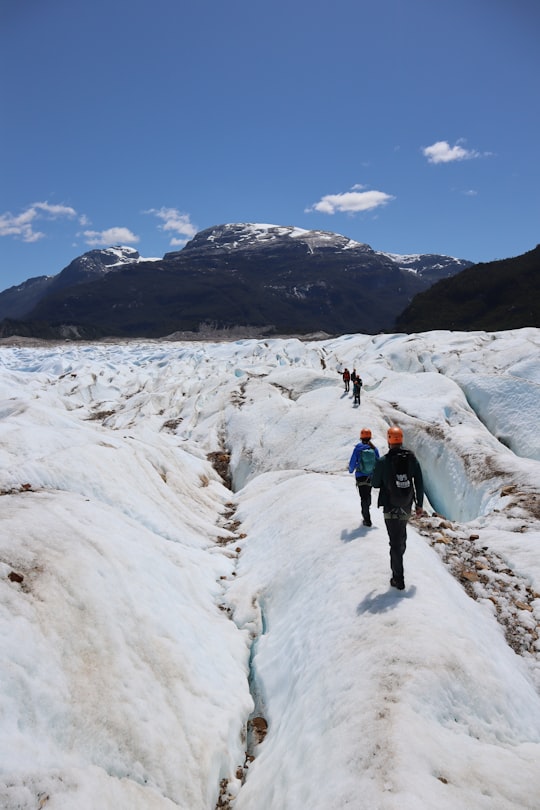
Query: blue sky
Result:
<box><xmin>1</xmin><ymin>0</ymin><xmax>539</xmax><ymax>290</ymax></box>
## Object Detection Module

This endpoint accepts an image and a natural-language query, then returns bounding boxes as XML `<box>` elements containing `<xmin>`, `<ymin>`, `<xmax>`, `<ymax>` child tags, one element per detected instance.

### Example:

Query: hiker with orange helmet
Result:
<box><xmin>371</xmin><ymin>426</ymin><xmax>424</xmax><ymax>590</ymax></box>
<box><xmin>348</xmin><ymin>427</ymin><xmax>380</xmax><ymax>526</ymax></box>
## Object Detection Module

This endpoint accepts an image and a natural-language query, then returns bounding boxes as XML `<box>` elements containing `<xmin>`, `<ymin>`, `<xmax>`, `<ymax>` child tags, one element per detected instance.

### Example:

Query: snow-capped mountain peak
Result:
<box><xmin>0</xmin><ymin>223</ymin><xmax>474</xmax><ymax>334</ymax></box>
<box><xmin>75</xmin><ymin>246</ymin><xmax>141</xmax><ymax>272</ymax></box>
<box><xmin>378</xmin><ymin>250</ymin><xmax>471</xmax><ymax>276</ymax></box>
<box><xmin>178</xmin><ymin>223</ymin><xmax>372</xmax><ymax>256</ymax></box>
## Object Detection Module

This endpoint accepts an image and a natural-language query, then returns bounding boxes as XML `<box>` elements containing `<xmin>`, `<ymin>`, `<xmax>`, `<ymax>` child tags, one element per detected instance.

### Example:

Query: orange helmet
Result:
<box><xmin>360</xmin><ymin>428</ymin><xmax>372</xmax><ymax>440</ymax></box>
<box><xmin>387</xmin><ymin>426</ymin><xmax>403</xmax><ymax>445</ymax></box>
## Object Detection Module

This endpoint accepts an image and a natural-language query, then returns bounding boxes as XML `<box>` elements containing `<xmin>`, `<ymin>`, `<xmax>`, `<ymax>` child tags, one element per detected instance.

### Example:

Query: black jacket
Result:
<box><xmin>371</xmin><ymin>447</ymin><xmax>424</xmax><ymax>512</ymax></box>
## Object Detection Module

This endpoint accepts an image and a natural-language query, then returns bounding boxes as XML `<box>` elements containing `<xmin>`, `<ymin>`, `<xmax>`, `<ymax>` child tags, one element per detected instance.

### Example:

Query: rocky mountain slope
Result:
<box><xmin>396</xmin><ymin>244</ymin><xmax>540</xmax><ymax>332</ymax></box>
<box><xmin>0</xmin><ymin>224</ymin><xmax>472</xmax><ymax>339</ymax></box>
<box><xmin>0</xmin><ymin>247</ymin><xmax>142</xmax><ymax>321</ymax></box>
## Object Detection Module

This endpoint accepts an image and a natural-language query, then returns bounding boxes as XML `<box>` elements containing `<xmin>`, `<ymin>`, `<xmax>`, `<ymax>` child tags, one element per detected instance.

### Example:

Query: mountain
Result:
<box><xmin>0</xmin><ymin>246</ymin><xmax>143</xmax><ymax>322</ymax></box>
<box><xmin>0</xmin><ymin>224</ymin><xmax>471</xmax><ymax>339</ymax></box>
<box><xmin>396</xmin><ymin>244</ymin><xmax>540</xmax><ymax>332</ymax></box>
<box><xmin>47</xmin><ymin>245</ymin><xmax>142</xmax><ymax>289</ymax></box>
<box><xmin>0</xmin><ymin>275</ymin><xmax>55</xmax><ymax>321</ymax></box>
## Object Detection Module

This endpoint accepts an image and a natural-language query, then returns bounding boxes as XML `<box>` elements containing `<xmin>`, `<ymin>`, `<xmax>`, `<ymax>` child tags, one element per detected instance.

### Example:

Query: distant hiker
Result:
<box><xmin>348</xmin><ymin>428</ymin><xmax>380</xmax><ymax>526</ymax></box>
<box><xmin>341</xmin><ymin>368</ymin><xmax>351</xmax><ymax>392</ymax></box>
<box><xmin>351</xmin><ymin>368</ymin><xmax>358</xmax><ymax>383</ymax></box>
<box><xmin>371</xmin><ymin>426</ymin><xmax>424</xmax><ymax>590</ymax></box>
<box><xmin>352</xmin><ymin>376</ymin><xmax>362</xmax><ymax>405</ymax></box>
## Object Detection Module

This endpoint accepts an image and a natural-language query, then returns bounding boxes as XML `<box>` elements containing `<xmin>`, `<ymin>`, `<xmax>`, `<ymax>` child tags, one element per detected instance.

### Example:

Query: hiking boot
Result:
<box><xmin>390</xmin><ymin>577</ymin><xmax>405</xmax><ymax>590</ymax></box>
<box><xmin>362</xmin><ymin>518</ymin><xmax>372</xmax><ymax>527</ymax></box>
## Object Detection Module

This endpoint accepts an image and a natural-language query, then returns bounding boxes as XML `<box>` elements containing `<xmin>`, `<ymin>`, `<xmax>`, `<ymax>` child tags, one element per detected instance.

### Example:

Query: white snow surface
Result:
<box><xmin>376</xmin><ymin>251</ymin><xmax>469</xmax><ymax>273</ymax></box>
<box><xmin>75</xmin><ymin>247</ymin><xmax>160</xmax><ymax>275</ymax></box>
<box><xmin>0</xmin><ymin>328</ymin><xmax>539</xmax><ymax>809</ymax></box>
<box><xmin>378</xmin><ymin>251</ymin><xmax>424</xmax><ymax>265</ymax></box>
<box><xmin>101</xmin><ymin>246</ymin><xmax>161</xmax><ymax>266</ymax></box>
<box><xmin>214</xmin><ymin>223</ymin><xmax>368</xmax><ymax>251</ymax></box>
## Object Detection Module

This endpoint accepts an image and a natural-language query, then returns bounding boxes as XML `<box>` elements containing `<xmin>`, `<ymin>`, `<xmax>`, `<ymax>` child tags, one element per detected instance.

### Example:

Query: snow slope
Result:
<box><xmin>0</xmin><ymin>329</ymin><xmax>539</xmax><ymax>809</ymax></box>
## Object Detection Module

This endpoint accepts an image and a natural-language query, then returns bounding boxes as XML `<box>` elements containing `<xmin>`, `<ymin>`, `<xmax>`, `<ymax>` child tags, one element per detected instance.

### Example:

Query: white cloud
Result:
<box><xmin>83</xmin><ymin>227</ymin><xmax>140</xmax><ymax>247</ymax></box>
<box><xmin>33</xmin><ymin>202</ymin><xmax>77</xmax><ymax>218</ymax></box>
<box><xmin>0</xmin><ymin>209</ymin><xmax>43</xmax><ymax>242</ymax></box>
<box><xmin>422</xmin><ymin>140</ymin><xmax>482</xmax><ymax>164</ymax></box>
<box><xmin>0</xmin><ymin>201</ymin><xmax>77</xmax><ymax>242</ymax></box>
<box><xmin>146</xmin><ymin>207</ymin><xmax>197</xmax><ymax>246</ymax></box>
<box><xmin>305</xmin><ymin>188</ymin><xmax>394</xmax><ymax>215</ymax></box>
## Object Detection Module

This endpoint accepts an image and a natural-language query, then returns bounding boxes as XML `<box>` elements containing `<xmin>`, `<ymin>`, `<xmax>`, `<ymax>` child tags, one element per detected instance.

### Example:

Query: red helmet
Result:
<box><xmin>387</xmin><ymin>426</ymin><xmax>403</xmax><ymax>445</ymax></box>
<box><xmin>360</xmin><ymin>428</ymin><xmax>372</xmax><ymax>440</ymax></box>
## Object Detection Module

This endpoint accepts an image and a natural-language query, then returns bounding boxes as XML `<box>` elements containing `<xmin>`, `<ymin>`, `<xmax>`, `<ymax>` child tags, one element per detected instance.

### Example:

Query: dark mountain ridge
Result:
<box><xmin>396</xmin><ymin>244</ymin><xmax>540</xmax><ymax>332</ymax></box>
<box><xmin>0</xmin><ymin>223</ymin><xmax>472</xmax><ymax>339</ymax></box>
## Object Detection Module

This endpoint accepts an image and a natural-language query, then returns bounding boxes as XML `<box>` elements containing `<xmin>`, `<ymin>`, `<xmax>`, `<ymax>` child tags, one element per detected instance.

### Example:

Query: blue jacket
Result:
<box><xmin>348</xmin><ymin>442</ymin><xmax>380</xmax><ymax>479</ymax></box>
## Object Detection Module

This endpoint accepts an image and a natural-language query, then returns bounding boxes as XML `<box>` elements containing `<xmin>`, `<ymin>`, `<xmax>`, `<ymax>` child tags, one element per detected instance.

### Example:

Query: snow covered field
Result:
<box><xmin>0</xmin><ymin>329</ymin><xmax>539</xmax><ymax>810</ymax></box>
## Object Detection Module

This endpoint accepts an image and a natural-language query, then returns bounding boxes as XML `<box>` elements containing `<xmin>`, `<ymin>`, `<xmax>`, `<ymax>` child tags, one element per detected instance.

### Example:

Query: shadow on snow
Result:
<box><xmin>356</xmin><ymin>585</ymin><xmax>417</xmax><ymax>615</ymax></box>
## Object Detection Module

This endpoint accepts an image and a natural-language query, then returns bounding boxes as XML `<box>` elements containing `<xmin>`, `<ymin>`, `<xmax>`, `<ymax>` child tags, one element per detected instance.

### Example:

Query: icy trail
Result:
<box><xmin>0</xmin><ymin>330</ymin><xmax>539</xmax><ymax>809</ymax></box>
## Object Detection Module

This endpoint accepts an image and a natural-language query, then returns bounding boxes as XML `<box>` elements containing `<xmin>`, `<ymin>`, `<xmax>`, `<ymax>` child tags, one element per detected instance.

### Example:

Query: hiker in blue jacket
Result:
<box><xmin>348</xmin><ymin>428</ymin><xmax>380</xmax><ymax>526</ymax></box>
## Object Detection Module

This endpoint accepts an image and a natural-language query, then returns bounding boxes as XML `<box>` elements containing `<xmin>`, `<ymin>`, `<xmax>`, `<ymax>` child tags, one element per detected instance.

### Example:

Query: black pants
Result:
<box><xmin>356</xmin><ymin>480</ymin><xmax>372</xmax><ymax>523</ymax></box>
<box><xmin>384</xmin><ymin>516</ymin><xmax>408</xmax><ymax>583</ymax></box>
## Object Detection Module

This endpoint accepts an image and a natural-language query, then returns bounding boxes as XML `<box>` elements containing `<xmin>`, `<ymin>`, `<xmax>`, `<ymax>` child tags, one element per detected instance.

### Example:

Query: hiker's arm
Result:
<box><xmin>413</xmin><ymin>461</ymin><xmax>424</xmax><ymax>509</ymax></box>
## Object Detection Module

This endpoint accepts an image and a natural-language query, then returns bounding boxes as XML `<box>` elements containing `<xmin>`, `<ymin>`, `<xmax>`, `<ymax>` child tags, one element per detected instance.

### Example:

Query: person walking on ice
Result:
<box><xmin>348</xmin><ymin>428</ymin><xmax>379</xmax><ymax>526</ymax></box>
<box><xmin>371</xmin><ymin>426</ymin><xmax>424</xmax><ymax>590</ymax></box>
<box><xmin>352</xmin><ymin>375</ymin><xmax>362</xmax><ymax>406</ymax></box>
<box><xmin>341</xmin><ymin>368</ymin><xmax>351</xmax><ymax>392</ymax></box>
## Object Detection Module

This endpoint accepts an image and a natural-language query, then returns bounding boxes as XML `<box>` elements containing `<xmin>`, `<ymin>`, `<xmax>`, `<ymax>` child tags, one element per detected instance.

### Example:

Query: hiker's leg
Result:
<box><xmin>385</xmin><ymin>518</ymin><xmax>407</xmax><ymax>582</ymax></box>
<box><xmin>359</xmin><ymin>484</ymin><xmax>372</xmax><ymax>523</ymax></box>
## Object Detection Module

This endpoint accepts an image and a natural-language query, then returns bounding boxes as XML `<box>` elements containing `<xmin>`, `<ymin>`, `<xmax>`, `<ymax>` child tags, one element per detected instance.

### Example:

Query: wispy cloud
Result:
<box><xmin>34</xmin><ymin>202</ymin><xmax>77</xmax><ymax>218</ymax></box>
<box><xmin>0</xmin><ymin>201</ymin><xmax>77</xmax><ymax>242</ymax></box>
<box><xmin>422</xmin><ymin>139</ymin><xmax>487</xmax><ymax>164</ymax></box>
<box><xmin>305</xmin><ymin>186</ymin><xmax>395</xmax><ymax>215</ymax></box>
<box><xmin>146</xmin><ymin>207</ymin><xmax>197</xmax><ymax>247</ymax></box>
<box><xmin>83</xmin><ymin>227</ymin><xmax>140</xmax><ymax>247</ymax></box>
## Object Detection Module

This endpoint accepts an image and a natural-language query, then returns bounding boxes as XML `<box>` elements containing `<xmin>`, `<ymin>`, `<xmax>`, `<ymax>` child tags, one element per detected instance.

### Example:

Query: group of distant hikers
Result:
<box><xmin>348</xmin><ymin>424</ymin><xmax>425</xmax><ymax>592</ymax></box>
<box><xmin>340</xmin><ymin>367</ymin><xmax>362</xmax><ymax>405</ymax></box>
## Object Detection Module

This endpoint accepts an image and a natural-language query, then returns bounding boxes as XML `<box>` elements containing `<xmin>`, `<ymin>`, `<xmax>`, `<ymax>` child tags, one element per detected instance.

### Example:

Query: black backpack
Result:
<box><xmin>387</xmin><ymin>450</ymin><xmax>415</xmax><ymax>508</ymax></box>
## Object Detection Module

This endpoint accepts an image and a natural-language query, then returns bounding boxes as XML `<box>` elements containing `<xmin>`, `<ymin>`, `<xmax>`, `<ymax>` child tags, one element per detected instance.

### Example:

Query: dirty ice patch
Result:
<box><xmin>0</xmin><ymin>489</ymin><xmax>252</xmax><ymax>809</ymax></box>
